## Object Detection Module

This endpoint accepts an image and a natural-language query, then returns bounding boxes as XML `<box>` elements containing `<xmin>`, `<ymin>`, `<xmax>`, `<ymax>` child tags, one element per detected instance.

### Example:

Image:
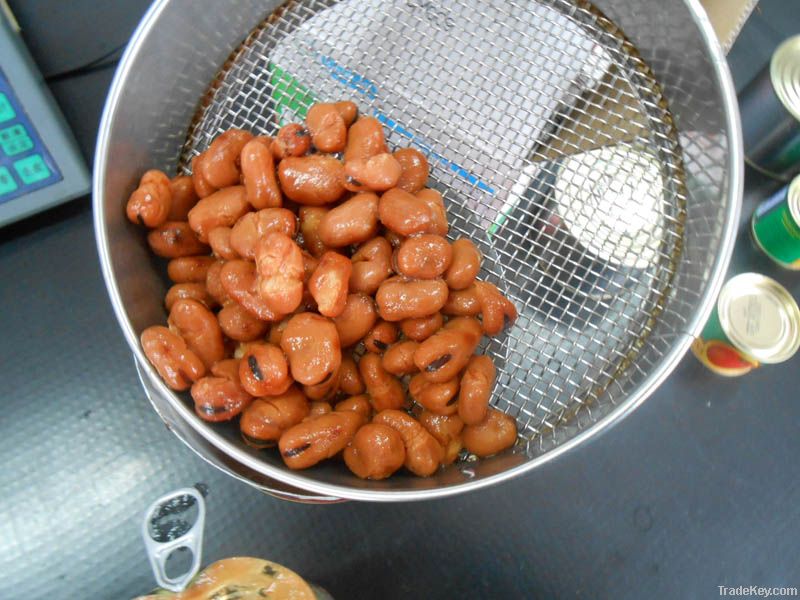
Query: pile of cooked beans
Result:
<box><xmin>130</xmin><ymin>100</ymin><xmax>519</xmax><ymax>480</ymax></box>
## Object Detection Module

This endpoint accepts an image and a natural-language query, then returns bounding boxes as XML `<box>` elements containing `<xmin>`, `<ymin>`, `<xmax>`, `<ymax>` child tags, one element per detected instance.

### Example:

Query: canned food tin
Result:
<box><xmin>691</xmin><ymin>273</ymin><xmax>800</xmax><ymax>376</ymax></box>
<box><xmin>751</xmin><ymin>174</ymin><xmax>800</xmax><ymax>269</ymax></box>
<box><xmin>738</xmin><ymin>35</ymin><xmax>800</xmax><ymax>182</ymax></box>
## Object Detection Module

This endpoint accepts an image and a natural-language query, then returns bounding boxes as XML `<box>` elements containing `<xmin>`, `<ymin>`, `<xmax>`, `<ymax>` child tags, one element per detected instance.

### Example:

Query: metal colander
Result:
<box><xmin>95</xmin><ymin>0</ymin><xmax>741</xmax><ymax>501</ymax></box>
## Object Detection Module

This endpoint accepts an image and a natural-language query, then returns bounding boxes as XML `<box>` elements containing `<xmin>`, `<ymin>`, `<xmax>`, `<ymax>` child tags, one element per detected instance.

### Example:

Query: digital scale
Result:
<box><xmin>0</xmin><ymin>4</ymin><xmax>90</xmax><ymax>227</ymax></box>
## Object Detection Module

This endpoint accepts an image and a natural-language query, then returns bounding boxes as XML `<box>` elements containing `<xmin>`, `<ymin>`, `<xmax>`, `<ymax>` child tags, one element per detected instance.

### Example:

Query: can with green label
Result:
<box><xmin>691</xmin><ymin>273</ymin><xmax>800</xmax><ymax>376</ymax></box>
<box><xmin>751</xmin><ymin>174</ymin><xmax>800</xmax><ymax>269</ymax></box>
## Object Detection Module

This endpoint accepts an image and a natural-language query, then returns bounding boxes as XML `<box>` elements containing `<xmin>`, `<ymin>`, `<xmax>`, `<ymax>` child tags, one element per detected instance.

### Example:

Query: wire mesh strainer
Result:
<box><xmin>94</xmin><ymin>0</ymin><xmax>741</xmax><ymax>501</ymax></box>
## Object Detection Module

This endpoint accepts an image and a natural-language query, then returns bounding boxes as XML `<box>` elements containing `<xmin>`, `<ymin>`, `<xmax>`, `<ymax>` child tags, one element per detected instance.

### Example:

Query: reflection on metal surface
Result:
<box><xmin>554</xmin><ymin>146</ymin><xmax>665</xmax><ymax>270</ymax></box>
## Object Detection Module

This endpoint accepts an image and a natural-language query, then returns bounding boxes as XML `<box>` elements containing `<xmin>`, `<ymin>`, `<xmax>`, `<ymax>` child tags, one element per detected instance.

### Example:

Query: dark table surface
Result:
<box><xmin>1</xmin><ymin>2</ymin><xmax>799</xmax><ymax>599</ymax></box>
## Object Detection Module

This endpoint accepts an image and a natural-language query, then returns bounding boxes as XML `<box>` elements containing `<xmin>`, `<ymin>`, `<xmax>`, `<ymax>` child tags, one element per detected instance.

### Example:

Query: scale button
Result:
<box><xmin>14</xmin><ymin>154</ymin><xmax>51</xmax><ymax>185</ymax></box>
<box><xmin>0</xmin><ymin>93</ymin><xmax>15</xmax><ymax>123</ymax></box>
<box><xmin>0</xmin><ymin>123</ymin><xmax>34</xmax><ymax>156</ymax></box>
<box><xmin>0</xmin><ymin>166</ymin><xmax>18</xmax><ymax>196</ymax></box>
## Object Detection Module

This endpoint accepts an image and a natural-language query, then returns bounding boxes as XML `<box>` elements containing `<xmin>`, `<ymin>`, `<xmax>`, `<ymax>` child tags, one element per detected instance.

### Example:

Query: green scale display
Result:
<box><xmin>0</xmin><ymin>9</ymin><xmax>89</xmax><ymax>226</ymax></box>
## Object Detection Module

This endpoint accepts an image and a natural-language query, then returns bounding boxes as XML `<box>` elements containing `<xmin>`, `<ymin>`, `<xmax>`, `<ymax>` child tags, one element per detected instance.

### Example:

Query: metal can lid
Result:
<box><xmin>788</xmin><ymin>174</ymin><xmax>800</xmax><ymax>226</ymax></box>
<box><xmin>718</xmin><ymin>273</ymin><xmax>800</xmax><ymax>364</ymax></box>
<box><xmin>553</xmin><ymin>144</ymin><xmax>664</xmax><ymax>269</ymax></box>
<box><xmin>770</xmin><ymin>35</ymin><xmax>800</xmax><ymax>123</ymax></box>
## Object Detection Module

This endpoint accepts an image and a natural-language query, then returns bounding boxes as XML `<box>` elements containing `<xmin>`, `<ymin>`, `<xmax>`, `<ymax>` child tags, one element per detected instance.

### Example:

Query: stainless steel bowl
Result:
<box><xmin>95</xmin><ymin>0</ymin><xmax>741</xmax><ymax>501</ymax></box>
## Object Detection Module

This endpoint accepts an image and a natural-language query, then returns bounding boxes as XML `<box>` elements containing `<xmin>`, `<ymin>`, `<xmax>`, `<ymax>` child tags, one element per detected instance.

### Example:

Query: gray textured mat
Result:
<box><xmin>1</xmin><ymin>1</ymin><xmax>799</xmax><ymax>598</ymax></box>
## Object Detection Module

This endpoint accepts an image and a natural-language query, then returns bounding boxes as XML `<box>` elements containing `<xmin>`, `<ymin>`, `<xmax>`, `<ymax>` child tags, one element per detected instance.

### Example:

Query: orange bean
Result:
<box><xmin>399</xmin><ymin>313</ymin><xmax>443</xmax><ymax>342</ymax></box>
<box><xmin>191</xmin><ymin>154</ymin><xmax>216</xmax><ymax>198</ymax></box>
<box><xmin>462</xmin><ymin>408</ymin><xmax>517</xmax><ymax>457</ymax></box>
<box><xmin>198</xmin><ymin>129</ymin><xmax>253</xmax><ymax>189</ymax></box>
<box><xmin>280</xmin><ymin>312</ymin><xmax>341</xmax><ymax>386</ymax></box>
<box><xmin>207</xmin><ymin>226</ymin><xmax>238</xmax><ymax>260</ymax></box>
<box><xmin>375</xmin><ymin>277</ymin><xmax>449</xmax><ymax>321</ymax></box>
<box><xmin>408</xmin><ymin>373</ymin><xmax>459</xmax><ymax>415</ymax></box>
<box><xmin>358</xmin><ymin>353</ymin><xmax>406</xmax><ymax>412</ymax></box>
<box><xmin>126</xmin><ymin>169</ymin><xmax>172</xmax><ymax>227</ymax></box>
<box><xmin>382</xmin><ymin>340</ymin><xmax>420</xmax><ymax>376</ymax></box>
<box><xmin>271</xmin><ymin>123</ymin><xmax>312</xmax><ymax>160</ymax></box>
<box><xmin>303</xmin><ymin>366</ymin><xmax>341</xmax><ymax>402</ymax></box>
<box><xmin>267</xmin><ymin>317</ymin><xmax>291</xmax><ymax>347</ymax></box>
<box><xmin>444</xmin><ymin>315</ymin><xmax>484</xmax><ymax>337</ymax></box>
<box><xmin>306</xmin><ymin>103</ymin><xmax>347</xmax><ymax>153</ymax></box>
<box><xmin>338</xmin><ymin>355</ymin><xmax>366</xmax><ymax>396</ymax></box>
<box><xmin>306</xmin><ymin>401</ymin><xmax>333</xmax><ymax>419</ymax></box>
<box><xmin>141</xmin><ymin>169</ymin><xmax>171</xmax><ymax>193</ymax></box>
<box><xmin>190</xmin><ymin>377</ymin><xmax>251</xmax><ymax>422</ymax></box>
<box><xmin>147</xmin><ymin>221</ymin><xmax>209</xmax><ymax>258</ymax></box>
<box><xmin>378</xmin><ymin>187</ymin><xmax>448</xmax><ymax>236</ymax></box>
<box><xmin>168</xmin><ymin>298</ymin><xmax>226</xmax><ymax>368</ymax></box>
<box><xmin>393</xmin><ymin>148</ymin><xmax>429</xmax><ymax>193</ymax></box>
<box><xmin>395</xmin><ymin>234</ymin><xmax>452</xmax><ymax>279</ymax></box>
<box><xmin>335</xmin><ymin>393</ymin><xmax>371</xmax><ymax>418</ymax></box>
<box><xmin>418</xmin><ymin>410</ymin><xmax>464</xmax><ymax>465</ymax></box>
<box><xmin>141</xmin><ymin>325</ymin><xmax>206</xmax><ymax>391</ymax></box>
<box><xmin>415</xmin><ymin>188</ymin><xmax>448</xmax><ymax>236</ymax></box>
<box><xmin>344</xmin><ymin>116</ymin><xmax>388</xmax><ymax>163</ymax></box>
<box><xmin>363</xmin><ymin>320</ymin><xmax>398</xmax><ymax>353</ymax></box>
<box><xmin>344</xmin><ymin>153</ymin><xmax>402</xmax><ymax>192</ymax></box>
<box><xmin>445</xmin><ymin>239</ymin><xmax>482</xmax><ymax>290</ymax></box>
<box><xmin>220</xmin><ymin>260</ymin><xmax>282</xmax><ymax>321</ymax></box>
<box><xmin>218</xmin><ymin>302</ymin><xmax>269</xmax><ymax>342</ymax></box>
<box><xmin>210</xmin><ymin>357</ymin><xmax>241</xmax><ymax>382</ymax></box>
<box><xmin>378</xmin><ymin>188</ymin><xmax>430</xmax><ymax>236</ymax></box>
<box><xmin>442</xmin><ymin>285</ymin><xmax>481</xmax><ymax>316</ymax></box>
<box><xmin>308</xmin><ymin>251</ymin><xmax>352</xmax><ymax>318</ymax></box>
<box><xmin>165</xmin><ymin>283</ymin><xmax>216</xmax><ymax>311</ymax></box>
<box><xmin>206</xmin><ymin>259</ymin><xmax>232</xmax><ymax>307</ymax></box>
<box><xmin>278</xmin><ymin>155</ymin><xmax>345</xmax><ymax>205</ymax></box>
<box><xmin>334</xmin><ymin>101</ymin><xmax>358</xmax><ymax>127</ymax></box>
<box><xmin>474</xmin><ymin>281</ymin><xmax>518</xmax><ymax>336</ymax></box>
<box><xmin>191</xmin><ymin>359</ymin><xmax>253</xmax><ymax>422</ymax></box>
<box><xmin>298</xmin><ymin>206</ymin><xmax>331</xmax><ymax>258</ymax></box>
<box><xmin>318</xmin><ymin>192</ymin><xmax>379</xmax><ymax>247</ymax></box>
<box><xmin>187</xmin><ymin>185</ymin><xmax>250</xmax><ymax>242</ymax></box>
<box><xmin>333</xmin><ymin>293</ymin><xmax>377</xmax><ymax>348</ymax></box>
<box><xmin>278</xmin><ymin>411</ymin><xmax>364</xmax><ymax>469</ymax></box>
<box><xmin>458</xmin><ymin>355</ymin><xmax>496</xmax><ymax>425</ymax></box>
<box><xmin>344</xmin><ymin>423</ymin><xmax>406</xmax><ymax>479</ymax></box>
<box><xmin>239</xmin><ymin>342</ymin><xmax>292</xmax><ymax>397</ymax></box>
<box><xmin>255</xmin><ymin>232</ymin><xmax>305</xmax><ymax>315</ymax></box>
<box><xmin>167</xmin><ymin>256</ymin><xmax>216</xmax><ymax>284</ymax></box>
<box><xmin>241</xmin><ymin>137</ymin><xmax>282</xmax><ymax>209</ymax></box>
<box><xmin>372</xmin><ymin>409</ymin><xmax>443</xmax><ymax>477</ymax></box>
<box><xmin>413</xmin><ymin>317</ymin><xmax>482</xmax><ymax>383</ymax></box>
<box><xmin>349</xmin><ymin>236</ymin><xmax>393</xmax><ymax>295</ymax></box>
<box><xmin>168</xmin><ymin>175</ymin><xmax>199</xmax><ymax>221</ymax></box>
<box><xmin>240</xmin><ymin>385</ymin><xmax>309</xmax><ymax>448</ymax></box>
<box><xmin>229</xmin><ymin>208</ymin><xmax>297</xmax><ymax>260</ymax></box>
